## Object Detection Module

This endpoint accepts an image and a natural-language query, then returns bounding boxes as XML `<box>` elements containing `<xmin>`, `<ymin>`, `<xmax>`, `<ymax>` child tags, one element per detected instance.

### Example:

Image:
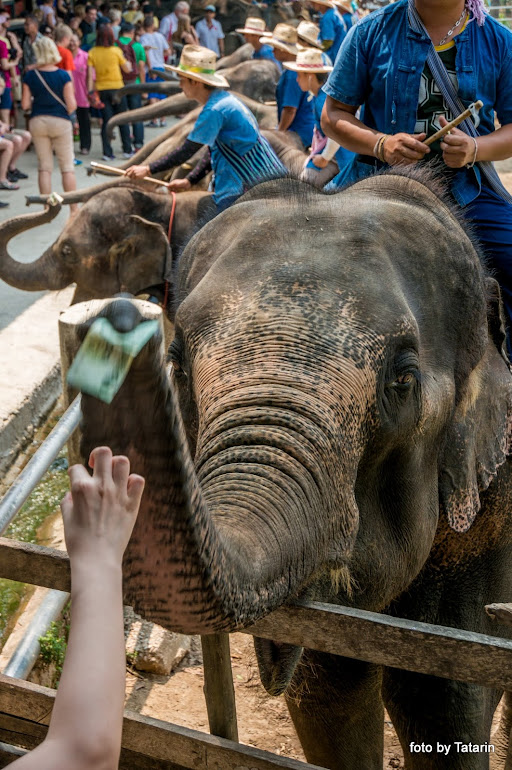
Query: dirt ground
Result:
<box><xmin>123</xmin><ymin>633</ymin><xmax>405</xmax><ymax>769</ymax></box>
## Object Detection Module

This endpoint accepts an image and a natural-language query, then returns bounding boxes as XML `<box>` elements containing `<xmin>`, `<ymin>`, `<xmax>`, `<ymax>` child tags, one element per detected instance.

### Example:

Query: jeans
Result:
<box><xmin>76</xmin><ymin>106</ymin><xmax>91</xmax><ymax>151</ymax></box>
<box><xmin>465</xmin><ymin>185</ymin><xmax>512</xmax><ymax>357</ymax></box>
<box><xmin>126</xmin><ymin>92</ymin><xmax>144</xmax><ymax>148</ymax></box>
<box><xmin>99</xmin><ymin>89</ymin><xmax>132</xmax><ymax>156</ymax></box>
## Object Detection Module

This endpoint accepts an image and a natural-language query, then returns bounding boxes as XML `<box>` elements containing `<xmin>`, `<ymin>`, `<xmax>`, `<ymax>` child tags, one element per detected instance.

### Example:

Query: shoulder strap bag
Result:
<box><xmin>407</xmin><ymin>0</ymin><xmax>512</xmax><ymax>204</ymax></box>
<box><xmin>34</xmin><ymin>69</ymin><xmax>69</xmax><ymax>113</ymax></box>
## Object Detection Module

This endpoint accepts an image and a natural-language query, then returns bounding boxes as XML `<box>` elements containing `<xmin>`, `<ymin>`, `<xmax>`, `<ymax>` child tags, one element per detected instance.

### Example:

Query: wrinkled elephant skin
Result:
<box><xmin>78</xmin><ymin>171</ymin><xmax>512</xmax><ymax>770</ymax></box>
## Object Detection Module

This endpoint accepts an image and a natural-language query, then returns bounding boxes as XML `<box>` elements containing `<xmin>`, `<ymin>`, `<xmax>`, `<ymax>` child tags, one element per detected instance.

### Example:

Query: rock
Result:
<box><xmin>124</xmin><ymin>607</ymin><xmax>191</xmax><ymax>675</ymax></box>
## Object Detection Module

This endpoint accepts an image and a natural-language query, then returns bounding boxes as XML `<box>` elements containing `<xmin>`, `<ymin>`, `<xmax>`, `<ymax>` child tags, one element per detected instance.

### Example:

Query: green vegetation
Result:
<box><xmin>0</xmin><ymin>444</ymin><xmax>69</xmax><ymax>646</ymax></box>
<box><xmin>39</xmin><ymin>618</ymin><xmax>69</xmax><ymax>677</ymax></box>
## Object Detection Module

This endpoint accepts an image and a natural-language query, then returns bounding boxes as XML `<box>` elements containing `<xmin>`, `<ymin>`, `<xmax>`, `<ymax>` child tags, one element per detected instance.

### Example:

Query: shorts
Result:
<box><xmin>0</xmin><ymin>87</ymin><xmax>12</xmax><ymax>110</ymax></box>
<box><xmin>29</xmin><ymin>115</ymin><xmax>74</xmax><ymax>173</ymax></box>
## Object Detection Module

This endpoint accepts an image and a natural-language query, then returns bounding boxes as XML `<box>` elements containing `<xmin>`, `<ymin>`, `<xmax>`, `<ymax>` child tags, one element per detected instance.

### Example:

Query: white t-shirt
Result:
<box><xmin>158</xmin><ymin>12</ymin><xmax>178</xmax><ymax>42</ymax></box>
<box><xmin>139</xmin><ymin>31</ymin><xmax>169</xmax><ymax>69</ymax></box>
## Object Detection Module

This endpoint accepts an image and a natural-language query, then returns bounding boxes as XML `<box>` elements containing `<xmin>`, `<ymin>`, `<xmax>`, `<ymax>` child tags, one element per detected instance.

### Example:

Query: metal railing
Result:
<box><xmin>0</xmin><ymin>396</ymin><xmax>81</xmax><ymax>680</ymax></box>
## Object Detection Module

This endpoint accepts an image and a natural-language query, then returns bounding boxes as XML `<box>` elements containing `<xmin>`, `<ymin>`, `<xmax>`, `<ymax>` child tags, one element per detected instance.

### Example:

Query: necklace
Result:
<box><xmin>438</xmin><ymin>5</ymin><xmax>467</xmax><ymax>46</ymax></box>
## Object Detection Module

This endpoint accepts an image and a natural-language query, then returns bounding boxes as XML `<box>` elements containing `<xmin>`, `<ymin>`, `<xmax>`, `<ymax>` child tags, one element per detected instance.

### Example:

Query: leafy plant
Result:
<box><xmin>39</xmin><ymin>620</ymin><xmax>68</xmax><ymax>676</ymax></box>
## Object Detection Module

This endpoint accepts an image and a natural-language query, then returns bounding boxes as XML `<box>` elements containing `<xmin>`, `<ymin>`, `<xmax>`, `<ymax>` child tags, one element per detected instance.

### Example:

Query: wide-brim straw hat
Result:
<box><xmin>310</xmin><ymin>0</ymin><xmax>336</xmax><ymax>8</ymax></box>
<box><xmin>236</xmin><ymin>16</ymin><xmax>272</xmax><ymax>36</ymax></box>
<box><xmin>261</xmin><ymin>23</ymin><xmax>298</xmax><ymax>55</ymax></box>
<box><xmin>164</xmin><ymin>44</ymin><xmax>230</xmax><ymax>87</ymax></box>
<box><xmin>296</xmin><ymin>20</ymin><xmax>322</xmax><ymax>49</ymax></box>
<box><xmin>333</xmin><ymin>0</ymin><xmax>352</xmax><ymax>12</ymax></box>
<box><xmin>283</xmin><ymin>47</ymin><xmax>333</xmax><ymax>73</ymax></box>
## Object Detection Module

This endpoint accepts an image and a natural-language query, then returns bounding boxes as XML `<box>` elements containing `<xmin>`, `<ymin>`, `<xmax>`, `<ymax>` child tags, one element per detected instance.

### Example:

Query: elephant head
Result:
<box><xmin>77</xmin><ymin>171</ymin><xmax>512</xmax><ymax>659</ymax></box>
<box><xmin>0</xmin><ymin>185</ymin><xmax>212</xmax><ymax>304</ymax></box>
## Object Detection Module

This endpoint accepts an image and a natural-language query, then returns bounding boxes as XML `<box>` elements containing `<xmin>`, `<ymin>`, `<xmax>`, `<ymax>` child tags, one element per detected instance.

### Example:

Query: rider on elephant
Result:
<box><xmin>284</xmin><ymin>47</ymin><xmax>354</xmax><ymax>188</ymax></box>
<box><xmin>322</xmin><ymin>0</ymin><xmax>512</xmax><ymax>355</ymax></box>
<box><xmin>235</xmin><ymin>17</ymin><xmax>282</xmax><ymax>72</ymax></box>
<box><xmin>263</xmin><ymin>24</ymin><xmax>314</xmax><ymax>148</ymax></box>
<box><xmin>309</xmin><ymin>0</ymin><xmax>347</xmax><ymax>62</ymax></box>
<box><xmin>126</xmin><ymin>44</ymin><xmax>286</xmax><ymax>211</ymax></box>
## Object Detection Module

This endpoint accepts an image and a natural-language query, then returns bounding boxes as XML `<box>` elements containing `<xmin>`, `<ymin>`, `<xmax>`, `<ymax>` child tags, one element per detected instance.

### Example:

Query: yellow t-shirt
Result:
<box><xmin>88</xmin><ymin>45</ymin><xmax>127</xmax><ymax>91</ymax></box>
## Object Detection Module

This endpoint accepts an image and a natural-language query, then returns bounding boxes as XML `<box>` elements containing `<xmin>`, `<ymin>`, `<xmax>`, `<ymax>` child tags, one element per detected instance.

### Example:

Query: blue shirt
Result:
<box><xmin>276</xmin><ymin>69</ymin><xmax>315</xmax><ymax>148</ymax></box>
<box><xmin>253</xmin><ymin>43</ymin><xmax>282</xmax><ymax>72</ymax></box>
<box><xmin>341</xmin><ymin>11</ymin><xmax>354</xmax><ymax>31</ymax></box>
<box><xmin>188</xmin><ymin>90</ymin><xmax>281</xmax><ymax>205</ymax></box>
<box><xmin>318</xmin><ymin>7</ymin><xmax>347</xmax><ymax>63</ymax></box>
<box><xmin>24</xmin><ymin>69</ymin><xmax>71</xmax><ymax>121</ymax></box>
<box><xmin>323</xmin><ymin>0</ymin><xmax>512</xmax><ymax>205</ymax></box>
<box><xmin>196</xmin><ymin>17</ymin><xmax>225</xmax><ymax>56</ymax></box>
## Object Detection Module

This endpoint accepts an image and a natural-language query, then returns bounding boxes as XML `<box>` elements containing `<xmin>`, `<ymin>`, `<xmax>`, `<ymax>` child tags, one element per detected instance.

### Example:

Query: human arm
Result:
<box><xmin>9</xmin><ymin>447</ymin><xmax>145</xmax><ymax>770</ymax></box>
<box><xmin>278</xmin><ymin>105</ymin><xmax>297</xmax><ymax>132</ymax></box>
<box><xmin>311</xmin><ymin>137</ymin><xmax>339</xmax><ymax>168</ymax></box>
<box><xmin>321</xmin><ymin>98</ymin><xmax>430</xmax><ymax>164</ymax></box>
<box><xmin>118</xmin><ymin>49</ymin><xmax>131</xmax><ymax>74</ymax></box>
<box><xmin>125</xmin><ymin>137</ymin><xmax>204</xmax><ymax>177</ymax></box>
<box><xmin>21</xmin><ymin>82</ymin><xmax>32</xmax><ymax>111</ymax></box>
<box><xmin>87</xmin><ymin>62</ymin><xmax>95</xmax><ymax>92</ymax></box>
<box><xmin>63</xmin><ymin>79</ymin><xmax>77</xmax><ymax>113</ymax></box>
<box><xmin>439</xmin><ymin>116</ymin><xmax>512</xmax><ymax>167</ymax></box>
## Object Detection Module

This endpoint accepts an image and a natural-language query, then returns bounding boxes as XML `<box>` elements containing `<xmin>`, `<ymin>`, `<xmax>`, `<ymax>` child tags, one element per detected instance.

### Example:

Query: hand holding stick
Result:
<box><xmin>90</xmin><ymin>161</ymin><xmax>170</xmax><ymax>188</ymax></box>
<box><xmin>425</xmin><ymin>101</ymin><xmax>483</xmax><ymax>147</ymax></box>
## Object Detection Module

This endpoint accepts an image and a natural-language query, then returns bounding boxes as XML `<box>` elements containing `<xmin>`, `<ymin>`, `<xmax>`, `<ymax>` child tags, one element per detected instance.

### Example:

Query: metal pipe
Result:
<box><xmin>3</xmin><ymin>589</ymin><xmax>70</xmax><ymax>679</ymax></box>
<box><xmin>0</xmin><ymin>396</ymin><xmax>81</xmax><ymax>535</ymax></box>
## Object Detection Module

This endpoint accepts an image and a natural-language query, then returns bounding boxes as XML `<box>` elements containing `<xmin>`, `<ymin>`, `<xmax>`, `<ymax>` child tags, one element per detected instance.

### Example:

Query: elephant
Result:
<box><xmin>74</xmin><ymin>167</ymin><xmax>512</xmax><ymax>769</ymax></box>
<box><xmin>105</xmin><ymin>60</ymin><xmax>281</xmax><ymax>140</ymax></box>
<box><xmin>0</xmin><ymin>184</ymin><xmax>212</xmax><ymax>305</ymax></box>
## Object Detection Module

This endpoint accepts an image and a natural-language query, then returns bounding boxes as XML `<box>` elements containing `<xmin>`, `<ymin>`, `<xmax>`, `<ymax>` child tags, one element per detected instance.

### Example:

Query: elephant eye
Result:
<box><xmin>390</xmin><ymin>370</ymin><xmax>418</xmax><ymax>392</ymax></box>
<box><xmin>167</xmin><ymin>338</ymin><xmax>186</xmax><ymax>377</ymax></box>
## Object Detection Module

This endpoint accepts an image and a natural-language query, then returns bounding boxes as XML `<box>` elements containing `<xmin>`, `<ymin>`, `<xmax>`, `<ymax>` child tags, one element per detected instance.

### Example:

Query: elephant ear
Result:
<box><xmin>109</xmin><ymin>215</ymin><xmax>172</xmax><ymax>297</ymax></box>
<box><xmin>439</xmin><ymin>279</ymin><xmax>512</xmax><ymax>533</ymax></box>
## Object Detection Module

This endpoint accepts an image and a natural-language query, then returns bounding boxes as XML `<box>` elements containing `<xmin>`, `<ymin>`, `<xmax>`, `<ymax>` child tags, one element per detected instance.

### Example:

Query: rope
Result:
<box><xmin>163</xmin><ymin>190</ymin><xmax>177</xmax><ymax>311</ymax></box>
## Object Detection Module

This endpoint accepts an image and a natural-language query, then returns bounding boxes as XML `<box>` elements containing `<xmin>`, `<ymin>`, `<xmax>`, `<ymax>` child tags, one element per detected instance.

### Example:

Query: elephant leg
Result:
<box><xmin>285</xmin><ymin>650</ymin><xmax>384</xmax><ymax>770</ymax></box>
<box><xmin>383</xmin><ymin>667</ymin><xmax>501</xmax><ymax>770</ymax></box>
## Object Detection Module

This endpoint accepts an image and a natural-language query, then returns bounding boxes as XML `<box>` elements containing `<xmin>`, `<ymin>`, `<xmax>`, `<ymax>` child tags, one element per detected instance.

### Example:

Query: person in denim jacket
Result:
<box><xmin>322</xmin><ymin>0</ymin><xmax>512</xmax><ymax>351</ymax></box>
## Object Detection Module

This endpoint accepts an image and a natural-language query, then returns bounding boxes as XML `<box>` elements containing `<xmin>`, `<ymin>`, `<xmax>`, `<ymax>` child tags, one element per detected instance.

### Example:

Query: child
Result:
<box><xmin>9</xmin><ymin>446</ymin><xmax>145</xmax><ymax>770</ymax></box>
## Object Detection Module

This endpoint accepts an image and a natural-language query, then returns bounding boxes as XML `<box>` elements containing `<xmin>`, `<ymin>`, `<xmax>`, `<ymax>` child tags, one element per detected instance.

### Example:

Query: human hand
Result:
<box><xmin>125</xmin><ymin>164</ymin><xmax>150</xmax><ymax>178</ymax></box>
<box><xmin>167</xmin><ymin>177</ymin><xmax>192</xmax><ymax>192</ymax></box>
<box><xmin>381</xmin><ymin>132</ymin><xmax>430</xmax><ymax>165</ymax></box>
<box><xmin>311</xmin><ymin>155</ymin><xmax>329</xmax><ymax>168</ymax></box>
<box><xmin>61</xmin><ymin>446</ymin><xmax>145</xmax><ymax>565</ymax></box>
<box><xmin>439</xmin><ymin>115</ymin><xmax>477</xmax><ymax>168</ymax></box>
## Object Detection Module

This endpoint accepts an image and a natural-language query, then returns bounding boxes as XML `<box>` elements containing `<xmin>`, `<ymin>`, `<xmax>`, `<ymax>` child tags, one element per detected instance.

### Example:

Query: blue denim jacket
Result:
<box><xmin>323</xmin><ymin>0</ymin><xmax>512</xmax><ymax>206</ymax></box>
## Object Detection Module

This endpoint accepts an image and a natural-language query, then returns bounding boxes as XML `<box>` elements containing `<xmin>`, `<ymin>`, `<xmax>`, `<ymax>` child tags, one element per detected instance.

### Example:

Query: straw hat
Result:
<box><xmin>164</xmin><ymin>45</ymin><xmax>230</xmax><ymax>87</ymax></box>
<box><xmin>261</xmin><ymin>23</ymin><xmax>298</xmax><ymax>55</ymax></box>
<box><xmin>283</xmin><ymin>47</ymin><xmax>333</xmax><ymax>74</ymax></box>
<box><xmin>333</xmin><ymin>0</ymin><xmax>352</xmax><ymax>11</ymax></box>
<box><xmin>236</xmin><ymin>16</ymin><xmax>272</xmax><ymax>36</ymax></box>
<box><xmin>296</xmin><ymin>20</ymin><xmax>322</xmax><ymax>49</ymax></box>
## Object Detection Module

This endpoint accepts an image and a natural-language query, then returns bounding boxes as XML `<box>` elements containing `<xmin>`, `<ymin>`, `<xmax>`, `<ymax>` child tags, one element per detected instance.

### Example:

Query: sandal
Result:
<box><xmin>0</xmin><ymin>180</ymin><xmax>19</xmax><ymax>190</ymax></box>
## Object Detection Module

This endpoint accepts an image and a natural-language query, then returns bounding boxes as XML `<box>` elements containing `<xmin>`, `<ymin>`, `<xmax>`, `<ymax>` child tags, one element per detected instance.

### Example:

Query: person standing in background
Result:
<box><xmin>333</xmin><ymin>0</ymin><xmax>354</xmax><ymax>29</ymax></box>
<box><xmin>159</xmin><ymin>1</ymin><xmax>189</xmax><ymax>46</ymax></box>
<box><xmin>22</xmin><ymin>16</ymin><xmax>42</xmax><ymax>73</ymax></box>
<box><xmin>22</xmin><ymin>36</ymin><xmax>77</xmax><ymax>212</ymax></box>
<box><xmin>196</xmin><ymin>6</ymin><xmax>224</xmax><ymax>58</ymax></box>
<box><xmin>109</xmin><ymin>8</ymin><xmax>122</xmax><ymax>39</ymax></box>
<box><xmin>41</xmin><ymin>0</ymin><xmax>57</xmax><ymax>29</ymax></box>
<box><xmin>309</xmin><ymin>0</ymin><xmax>347</xmax><ymax>63</ymax></box>
<box><xmin>70</xmin><ymin>32</ymin><xmax>91</xmax><ymax>154</ymax></box>
<box><xmin>117</xmin><ymin>20</ymin><xmax>145</xmax><ymax>149</ymax></box>
<box><xmin>140</xmin><ymin>14</ymin><xmax>169</xmax><ymax>126</ymax></box>
<box><xmin>55</xmin><ymin>24</ymin><xmax>75</xmax><ymax>71</ymax></box>
<box><xmin>79</xmin><ymin>5</ymin><xmax>98</xmax><ymax>50</ymax></box>
<box><xmin>87</xmin><ymin>23</ymin><xmax>133</xmax><ymax>159</ymax></box>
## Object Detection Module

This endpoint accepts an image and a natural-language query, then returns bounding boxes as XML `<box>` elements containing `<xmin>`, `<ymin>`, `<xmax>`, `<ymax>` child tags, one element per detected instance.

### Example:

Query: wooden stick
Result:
<box><xmin>201</xmin><ymin>634</ymin><xmax>239</xmax><ymax>742</ymax></box>
<box><xmin>425</xmin><ymin>100</ymin><xmax>483</xmax><ymax>146</ymax></box>
<box><xmin>89</xmin><ymin>161</ymin><xmax>170</xmax><ymax>188</ymax></box>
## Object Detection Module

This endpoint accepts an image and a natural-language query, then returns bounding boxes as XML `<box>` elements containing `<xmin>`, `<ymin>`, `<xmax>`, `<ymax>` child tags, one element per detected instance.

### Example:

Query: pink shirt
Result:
<box><xmin>0</xmin><ymin>40</ymin><xmax>11</xmax><ymax>88</ymax></box>
<box><xmin>71</xmin><ymin>47</ymin><xmax>89</xmax><ymax>107</ymax></box>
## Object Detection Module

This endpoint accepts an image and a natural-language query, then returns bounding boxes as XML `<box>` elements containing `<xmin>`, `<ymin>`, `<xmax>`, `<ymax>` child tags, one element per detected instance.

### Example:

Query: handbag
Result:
<box><xmin>88</xmin><ymin>90</ymin><xmax>105</xmax><ymax>109</ymax></box>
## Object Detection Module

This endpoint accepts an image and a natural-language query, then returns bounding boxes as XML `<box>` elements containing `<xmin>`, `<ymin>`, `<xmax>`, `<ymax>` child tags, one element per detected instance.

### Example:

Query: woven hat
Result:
<box><xmin>164</xmin><ymin>44</ymin><xmax>230</xmax><ymax>87</ymax></box>
<box><xmin>283</xmin><ymin>47</ymin><xmax>333</xmax><ymax>73</ymax></box>
<box><xmin>296</xmin><ymin>20</ymin><xmax>322</xmax><ymax>49</ymax></box>
<box><xmin>333</xmin><ymin>0</ymin><xmax>352</xmax><ymax>11</ymax></box>
<box><xmin>262</xmin><ymin>23</ymin><xmax>298</xmax><ymax>54</ymax></box>
<box><xmin>236</xmin><ymin>16</ymin><xmax>271</xmax><ymax>36</ymax></box>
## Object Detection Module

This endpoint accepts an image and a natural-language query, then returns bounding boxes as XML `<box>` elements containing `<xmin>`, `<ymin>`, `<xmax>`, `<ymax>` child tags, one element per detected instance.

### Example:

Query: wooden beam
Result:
<box><xmin>201</xmin><ymin>634</ymin><xmax>238</xmax><ymax>741</ymax></box>
<box><xmin>243</xmin><ymin>600</ymin><xmax>512</xmax><ymax>690</ymax></box>
<box><xmin>3</xmin><ymin>539</ymin><xmax>512</xmax><ymax>689</ymax></box>
<box><xmin>0</xmin><ymin>539</ymin><xmax>70</xmax><ymax>593</ymax></box>
<box><xmin>0</xmin><ymin>675</ymin><xmax>321</xmax><ymax>770</ymax></box>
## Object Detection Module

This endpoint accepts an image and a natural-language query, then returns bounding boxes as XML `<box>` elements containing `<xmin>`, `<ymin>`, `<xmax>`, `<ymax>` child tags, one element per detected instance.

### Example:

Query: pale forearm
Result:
<box><xmin>474</xmin><ymin>124</ymin><xmax>512</xmax><ymax>162</ymax></box>
<box><xmin>47</xmin><ymin>562</ymin><xmax>125</xmax><ymax>767</ymax></box>
<box><xmin>321</xmin><ymin>99</ymin><xmax>378</xmax><ymax>155</ymax></box>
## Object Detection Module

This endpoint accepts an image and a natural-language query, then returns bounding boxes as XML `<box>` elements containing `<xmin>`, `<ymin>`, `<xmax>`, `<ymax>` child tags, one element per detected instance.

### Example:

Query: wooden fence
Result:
<box><xmin>1</xmin><ymin>535</ymin><xmax>512</xmax><ymax>768</ymax></box>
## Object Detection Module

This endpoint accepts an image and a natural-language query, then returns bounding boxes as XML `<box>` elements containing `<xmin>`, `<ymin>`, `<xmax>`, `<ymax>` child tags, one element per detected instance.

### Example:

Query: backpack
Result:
<box><xmin>117</xmin><ymin>40</ymin><xmax>138</xmax><ymax>84</ymax></box>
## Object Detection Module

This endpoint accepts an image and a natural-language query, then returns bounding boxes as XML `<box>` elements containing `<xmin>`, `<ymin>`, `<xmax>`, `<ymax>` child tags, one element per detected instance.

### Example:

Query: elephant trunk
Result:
<box><xmin>26</xmin><ymin>179</ymin><xmax>125</xmax><ymax>206</ymax></box>
<box><xmin>0</xmin><ymin>202</ymin><xmax>71</xmax><ymax>291</ymax></box>
<box><xmin>106</xmin><ymin>93</ymin><xmax>197</xmax><ymax>140</ymax></box>
<box><xmin>79</xmin><ymin>304</ymin><xmax>358</xmax><ymax>634</ymax></box>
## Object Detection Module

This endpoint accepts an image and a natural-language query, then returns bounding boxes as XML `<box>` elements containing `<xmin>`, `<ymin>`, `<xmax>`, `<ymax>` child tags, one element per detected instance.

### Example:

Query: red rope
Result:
<box><xmin>163</xmin><ymin>191</ymin><xmax>177</xmax><ymax>311</ymax></box>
